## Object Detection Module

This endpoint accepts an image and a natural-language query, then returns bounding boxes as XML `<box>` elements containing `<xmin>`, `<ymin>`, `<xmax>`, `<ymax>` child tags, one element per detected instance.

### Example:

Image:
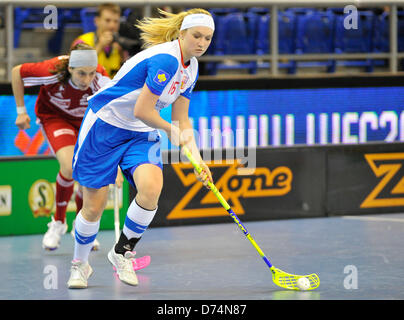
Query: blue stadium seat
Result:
<box><xmin>14</xmin><ymin>7</ymin><xmax>82</xmax><ymax>54</ymax></box>
<box><xmin>372</xmin><ymin>11</ymin><xmax>390</xmax><ymax>68</ymax></box>
<box><xmin>399</xmin><ymin>10</ymin><xmax>404</xmax><ymax>69</ymax></box>
<box><xmin>255</xmin><ymin>12</ymin><xmax>296</xmax><ymax>54</ymax></box>
<box><xmin>206</xmin><ymin>12</ymin><xmax>256</xmax><ymax>74</ymax></box>
<box><xmin>399</xmin><ymin>11</ymin><xmax>404</xmax><ymax>53</ymax></box>
<box><xmin>209</xmin><ymin>8</ymin><xmax>241</xmax><ymax>15</ymax></box>
<box><xmin>373</xmin><ymin>10</ymin><xmax>404</xmax><ymax>70</ymax></box>
<box><xmin>286</xmin><ymin>7</ymin><xmax>317</xmax><ymax>15</ymax></box>
<box><xmin>14</xmin><ymin>8</ymin><xmax>46</xmax><ymax>48</ymax></box>
<box><xmin>333</xmin><ymin>10</ymin><xmax>375</xmax><ymax>72</ymax></box>
<box><xmin>204</xmin><ymin>11</ymin><xmax>219</xmax><ymax>75</ymax></box>
<box><xmin>254</xmin><ymin>11</ymin><xmax>297</xmax><ymax>73</ymax></box>
<box><xmin>295</xmin><ymin>9</ymin><xmax>336</xmax><ymax>72</ymax></box>
<box><xmin>373</xmin><ymin>11</ymin><xmax>389</xmax><ymax>53</ymax></box>
<box><xmin>295</xmin><ymin>10</ymin><xmax>335</xmax><ymax>53</ymax></box>
<box><xmin>80</xmin><ymin>7</ymin><xmax>97</xmax><ymax>33</ymax></box>
<box><xmin>47</xmin><ymin>9</ymin><xmax>82</xmax><ymax>54</ymax></box>
<box><xmin>374</xmin><ymin>12</ymin><xmax>404</xmax><ymax>47</ymax></box>
<box><xmin>216</xmin><ymin>13</ymin><xmax>251</xmax><ymax>55</ymax></box>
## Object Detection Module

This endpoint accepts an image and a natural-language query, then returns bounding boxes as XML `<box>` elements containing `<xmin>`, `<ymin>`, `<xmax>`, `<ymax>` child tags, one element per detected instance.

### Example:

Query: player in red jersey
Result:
<box><xmin>11</xmin><ymin>43</ymin><xmax>114</xmax><ymax>251</ymax></box>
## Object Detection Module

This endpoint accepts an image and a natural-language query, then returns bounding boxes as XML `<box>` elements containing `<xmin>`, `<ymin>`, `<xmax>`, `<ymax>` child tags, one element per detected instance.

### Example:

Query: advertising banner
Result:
<box><xmin>327</xmin><ymin>143</ymin><xmax>404</xmax><ymax>215</ymax></box>
<box><xmin>2</xmin><ymin>84</ymin><xmax>404</xmax><ymax>156</ymax></box>
<box><xmin>150</xmin><ymin>142</ymin><xmax>404</xmax><ymax>227</ymax></box>
<box><xmin>2</xmin><ymin>143</ymin><xmax>404</xmax><ymax>235</ymax></box>
<box><xmin>0</xmin><ymin>156</ymin><xmax>129</xmax><ymax>236</ymax></box>
<box><xmin>151</xmin><ymin>148</ymin><xmax>326</xmax><ymax>227</ymax></box>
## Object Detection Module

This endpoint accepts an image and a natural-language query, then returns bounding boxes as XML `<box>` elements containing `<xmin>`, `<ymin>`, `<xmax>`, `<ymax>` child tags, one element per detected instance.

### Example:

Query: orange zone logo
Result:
<box><xmin>361</xmin><ymin>153</ymin><xmax>404</xmax><ymax>208</ymax></box>
<box><xmin>167</xmin><ymin>160</ymin><xmax>293</xmax><ymax>220</ymax></box>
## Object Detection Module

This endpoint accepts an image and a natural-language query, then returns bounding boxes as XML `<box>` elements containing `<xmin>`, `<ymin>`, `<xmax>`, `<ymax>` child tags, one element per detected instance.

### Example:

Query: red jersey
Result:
<box><xmin>20</xmin><ymin>55</ymin><xmax>110</xmax><ymax>123</ymax></box>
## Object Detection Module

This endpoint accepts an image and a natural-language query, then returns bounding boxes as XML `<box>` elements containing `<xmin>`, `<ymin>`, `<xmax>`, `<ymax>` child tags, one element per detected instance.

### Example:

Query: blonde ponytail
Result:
<box><xmin>136</xmin><ymin>8</ymin><xmax>212</xmax><ymax>49</ymax></box>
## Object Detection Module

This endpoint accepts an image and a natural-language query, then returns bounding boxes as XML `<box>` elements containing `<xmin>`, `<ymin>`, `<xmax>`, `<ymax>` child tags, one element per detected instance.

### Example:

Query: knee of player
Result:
<box><xmin>62</xmin><ymin>167</ymin><xmax>74</xmax><ymax>179</ymax></box>
<box><xmin>58</xmin><ymin>160</ymin><xmax>74</xmax><ymax>178</ymax></box>
<box><xmin>138</xmin><ymin>183</ymin><xmax>162</xmax><ymax>203</ymax></box>
<box><xmin>81</xmin><ymin>203</ymin><xmax>105</xmax><ymax>221</ymax></box>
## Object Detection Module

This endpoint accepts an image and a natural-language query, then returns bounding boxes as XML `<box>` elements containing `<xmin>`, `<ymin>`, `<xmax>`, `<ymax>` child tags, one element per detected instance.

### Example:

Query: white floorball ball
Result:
<box><xmin>296</xmin><ymin>277</ymin><xmax>311</xmax><ymax>290</ymax></box>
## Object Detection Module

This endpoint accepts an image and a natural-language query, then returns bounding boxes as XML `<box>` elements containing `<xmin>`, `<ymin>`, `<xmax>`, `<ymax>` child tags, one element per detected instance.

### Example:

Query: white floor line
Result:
<box><xmin>342</xmin><ymin>215</ymin><xmax>404</xmax><ymax>223</ymax></box>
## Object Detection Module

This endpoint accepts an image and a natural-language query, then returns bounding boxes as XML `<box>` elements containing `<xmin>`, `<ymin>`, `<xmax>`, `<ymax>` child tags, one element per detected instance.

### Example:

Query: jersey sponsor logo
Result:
<box><xmin>360</xmin><ymin>153</ymin><xmax>404</xmax><ymax>208</ymax></box>
<box><xmin>180</xmin><ymin>71</ymin><xmax>188</xmax><ymax>90</ymax></box>
<box><xmin>48</xmin><ymin>94</ymin><xmax>71</xmax><ymax>110</ymax></box>
<box><xmin>153</xmin><ymin>69</ymin><xmax>170</xmax><ymax>86</ymax></box>
<box><xmin>80</xmin><ymin>94</ymin><xmax>89</xmax><ymax>106</ymax></box>
<box><xmin>48</xmin><ymin>93</ymin><xmax>85</xmax><ymax>117</ymax></box>
<box><xmin>68</xmin><ymin>108</ymin><xmax>87</xmax><ymax>117</ymax></box>
<box><xmin>53</xmin><ymin>128</ymin><xmax>75</xmax><ymax>138</ymax></box>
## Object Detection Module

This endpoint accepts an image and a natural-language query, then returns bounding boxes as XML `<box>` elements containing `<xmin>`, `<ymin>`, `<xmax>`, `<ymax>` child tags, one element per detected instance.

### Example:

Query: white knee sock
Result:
<box><xmin>73</xmin><ymin>211</ymin><xmax>100</xmax><ymax>263</ymax></box>
<box><xmin>123</xmin><ymin>199</ymin><xmax>157</xmax><ymax>240</ymax></box>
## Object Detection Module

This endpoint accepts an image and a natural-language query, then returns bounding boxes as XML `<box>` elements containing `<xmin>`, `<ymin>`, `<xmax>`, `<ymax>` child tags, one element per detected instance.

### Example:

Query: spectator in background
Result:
<box><xmin>72</xmin><ymin>3</ymin><xmax>123</xmax><ymax>77</ymax></box>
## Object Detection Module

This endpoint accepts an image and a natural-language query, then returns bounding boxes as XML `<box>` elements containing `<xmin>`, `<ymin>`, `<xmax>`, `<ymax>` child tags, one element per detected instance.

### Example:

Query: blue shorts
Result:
<box><xmin>72</xmin><ymin>109</ymin><xmax>163</xmax><ymax>189</ymax></box>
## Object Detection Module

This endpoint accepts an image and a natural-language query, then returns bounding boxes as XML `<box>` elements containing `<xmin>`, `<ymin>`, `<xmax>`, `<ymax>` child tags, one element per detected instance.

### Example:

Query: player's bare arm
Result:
<box><xmin>11</xmin><ymin>64</ymin><xmax>31</xmax><ymax>130</ymax></box>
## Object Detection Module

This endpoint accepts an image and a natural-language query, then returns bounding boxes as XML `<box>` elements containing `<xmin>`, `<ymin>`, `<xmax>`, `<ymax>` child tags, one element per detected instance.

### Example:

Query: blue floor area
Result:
<box><xmin>1</xmin><ymin>213</ymin><xmax>403</xmax><ymax>300</ymax></box>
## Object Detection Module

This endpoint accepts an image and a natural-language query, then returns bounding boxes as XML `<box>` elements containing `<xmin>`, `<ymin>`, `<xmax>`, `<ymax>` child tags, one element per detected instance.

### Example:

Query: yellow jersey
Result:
<box><xmin>74</xmin><ymin>32</ymin><xmax>121</xmax><ymax>77</ymax></box>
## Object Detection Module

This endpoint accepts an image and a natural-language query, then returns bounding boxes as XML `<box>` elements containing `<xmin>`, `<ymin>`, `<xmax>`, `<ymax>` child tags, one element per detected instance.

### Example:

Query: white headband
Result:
<box><xmin>180</xmin><ymin>13</ymin><xmax>215</xmax><ymax>31</ymax></box>
<box><xmin>68</xmin><ymin>50</ymin><xmax>98</xmax><ymax>68</ymax></box>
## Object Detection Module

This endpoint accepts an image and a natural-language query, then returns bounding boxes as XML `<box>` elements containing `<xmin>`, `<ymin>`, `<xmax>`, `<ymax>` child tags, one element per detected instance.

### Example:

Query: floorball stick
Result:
<box><xmin>114</xmin><ymin>184</ymin><xmax>120</xmax><ymax>243</ymax></box>
<box><xmin>182</xmin><ymin>146</ymin><xmax>320</xmax><ymax>291</ymax></box>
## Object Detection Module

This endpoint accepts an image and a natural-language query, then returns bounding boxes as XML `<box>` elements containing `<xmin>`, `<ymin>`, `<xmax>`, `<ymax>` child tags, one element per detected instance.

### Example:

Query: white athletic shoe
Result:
<box><xmin>71</xmin><ymin>219</ymin><xmax>100</xmax><ymax>251</ymax></box>
<box><xmin>108</xmin><ymin>248</ymin><xmax>138</xmax><ymax>286</ymax></box>
<box><xmin>42</xmin><ymin>217</ymin><xmax>68</xmax><ymax>250</ymax></box>
<box><xmin>67</xmin><ymin>260</ymin><xmax>93</xmax><ymax>289</ymax></box>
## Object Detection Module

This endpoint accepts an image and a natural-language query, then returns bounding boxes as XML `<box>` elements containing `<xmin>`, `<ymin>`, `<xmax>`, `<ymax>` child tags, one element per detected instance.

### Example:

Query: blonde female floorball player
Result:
<box><xmin>67</xmin><ymin>8</ymin><xmax>215</xmax><ymax>288</ymax></box>
<box><xmin>12</xmin><ymin>43</ymin><xmax>113</xmax><ymax>251</ymax></box>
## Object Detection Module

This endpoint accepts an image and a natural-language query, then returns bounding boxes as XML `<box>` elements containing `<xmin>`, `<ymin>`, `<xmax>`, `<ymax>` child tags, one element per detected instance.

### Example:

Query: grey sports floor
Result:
<box><xmin>1</xmin><ymin>213</ymin><xmax>403</xmax><ymax>300</ymax></box>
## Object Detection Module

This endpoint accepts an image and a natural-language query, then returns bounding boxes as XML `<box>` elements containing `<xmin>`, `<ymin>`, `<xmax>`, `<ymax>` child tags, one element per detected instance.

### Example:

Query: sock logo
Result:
<box><xmin>123</xmin><ymin>244</ymin><xmax>133</xmax><ymax>251</ymax></box>
<box><xmin>360</xmin><ymin>153</ymin><xmax>404</xmax><ymax>208</ymax></box>
<box><xmin>75</xmin><ymin>230</ymin><xmax>97</xmax><ymax>245</ymax></box>
<box><xmin>167</xmin><ymin>160</ymin><xmax>293</xmax><ymax>220</ymax></box>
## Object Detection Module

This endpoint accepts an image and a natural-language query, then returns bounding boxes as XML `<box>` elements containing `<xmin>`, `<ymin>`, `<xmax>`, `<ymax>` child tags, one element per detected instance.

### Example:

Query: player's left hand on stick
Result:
<box><xmin>195</xmin><ymin>161</ymin><xmax>213</xmax><ymax>190</ymax></box>
<box><xmin>15</xmin><ymin>114</ymin><xmax>31</xmax><ymax>130</ymax></box>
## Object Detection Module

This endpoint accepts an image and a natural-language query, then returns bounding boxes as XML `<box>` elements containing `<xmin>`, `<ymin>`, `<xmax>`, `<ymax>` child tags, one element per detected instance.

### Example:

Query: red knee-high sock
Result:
<box><xmin>75</xmin><ymin>188</ymin><xmax>83</xmax><ymax>216</ymax></box>
<box><xmin>54</xmin><ymin>172</ymin><xmax>74</xmax><ymax>223</ymax></box>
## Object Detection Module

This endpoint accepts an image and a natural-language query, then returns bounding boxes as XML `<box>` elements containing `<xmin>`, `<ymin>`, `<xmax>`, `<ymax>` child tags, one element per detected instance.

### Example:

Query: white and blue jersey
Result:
<box><xmin>88</xmin><ymin>39</ymin><xmax>198</xmax><ymax>131</ymax></box>
<box><xmin>72</xmin><ymin>40</ymin><xmax>199</xmax><ymax>188</ymax></box>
